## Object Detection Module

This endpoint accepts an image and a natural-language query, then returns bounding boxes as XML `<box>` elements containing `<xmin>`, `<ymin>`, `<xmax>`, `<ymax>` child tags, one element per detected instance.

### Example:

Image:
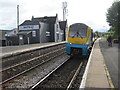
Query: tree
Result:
<box><xmin>106</xmin><ymin>0</ymin><xmax>120</xmax><ymax>35</ymax></box>
<box><xmin>94</xmin><ymin>31</ymin><xmax>100</xmax><ymax>38</ymax></box>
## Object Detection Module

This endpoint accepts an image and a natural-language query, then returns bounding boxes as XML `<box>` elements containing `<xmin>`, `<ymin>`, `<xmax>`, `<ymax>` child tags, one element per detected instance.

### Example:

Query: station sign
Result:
<box><xmin>19</xmin><ymin>25</ymin><xmax>39</xmax><ymax>30</ymax></box>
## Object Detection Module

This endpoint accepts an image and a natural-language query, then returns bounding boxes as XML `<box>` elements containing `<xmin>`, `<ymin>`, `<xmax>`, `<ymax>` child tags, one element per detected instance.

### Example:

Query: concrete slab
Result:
<box><xmin>1</xmin><ymin>41</ymin><xmax>65</xmax><ymax>58</ymax></box>
<box><xmin>84</xmin><ymin>39</ymin><xmax>110</xmax><ymax>88</ymax></box>
<box><xmin>86</xmin><ymin>74</ymin><xmax>109</xmax><ymax>88</ymax></box>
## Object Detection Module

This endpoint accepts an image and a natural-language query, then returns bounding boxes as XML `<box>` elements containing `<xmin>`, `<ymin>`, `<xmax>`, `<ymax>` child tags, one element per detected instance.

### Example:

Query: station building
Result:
<box><xmin>0</xmin><ymin>30</ymin><xmax>12</xmax><ymax>46</ymax></box>
<box><xmin>5</xmin><ymin>14</ymin><xmax>67</xmax><ymax>46</ymax></box>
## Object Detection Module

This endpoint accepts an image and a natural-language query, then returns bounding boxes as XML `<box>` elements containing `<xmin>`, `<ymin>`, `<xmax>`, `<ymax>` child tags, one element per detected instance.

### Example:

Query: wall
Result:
<box><xmin>6</xmin><ymin>36</ymin><xmax>19</xmax><ymax>46</ymax></box>
<box><xmin>49</xmin><ymin>24</ymin><xmax>54</xmax><ymax>42</ymax></box>
<box><xmin>54</xmin><ymin>21</ymin><xmax>64</xmax><ymax>42</ymax></box>
<box><xmin>39</xmin><ymin>22</ymin><xmax>49</xmax><ymax>43</ymax></box>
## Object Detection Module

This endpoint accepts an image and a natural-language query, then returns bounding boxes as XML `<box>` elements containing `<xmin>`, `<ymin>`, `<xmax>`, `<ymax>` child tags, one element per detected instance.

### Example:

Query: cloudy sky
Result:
<box><xmin>0</xmin><ymin>0</ymin><xmax>114</xmax><ymax>32</ymax></box>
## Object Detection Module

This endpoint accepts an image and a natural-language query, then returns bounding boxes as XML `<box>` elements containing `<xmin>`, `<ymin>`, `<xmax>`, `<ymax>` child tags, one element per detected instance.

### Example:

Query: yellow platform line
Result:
<box><xmin>104</xmin><ymin>64</ymin><xmax>115</xmax><ymax>88</ymax></box>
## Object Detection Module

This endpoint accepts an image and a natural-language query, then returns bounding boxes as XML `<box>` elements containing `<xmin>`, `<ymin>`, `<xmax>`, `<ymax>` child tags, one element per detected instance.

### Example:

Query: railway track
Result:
<box><xmin>1</xmin><ymin>42</ymin><xmax>92</xmax><ymax>89</ymax></box>
<box><xmin>3</xmin><ymin>54</ymin><xmax>70</xmax><ymax>89</ymax></box>
<box><xmin>30</xmin><ymin>56</ymin><xmax>88</xmax><ymax>90</ymax></box>
<box><xmin>2</xmin><ymin>44</ymin><xmax>65</xmax><ymax>69</ymax></box>
<box><xmin>1</xmin><ymin>44</ymin><xmax>66</xmax><ymax>85</ymax></box>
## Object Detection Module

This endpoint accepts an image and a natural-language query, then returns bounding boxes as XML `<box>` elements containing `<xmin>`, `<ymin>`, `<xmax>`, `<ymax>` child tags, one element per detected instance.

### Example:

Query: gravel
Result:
<box><xmin>34</xmin><ymin>56</ymin><xmax>87</xmax><ymax>89</ymax></box>
<box><xmin>3</xmin><ymin>54</ymin><xmax>70</xmax><ymax>89</ymax></box>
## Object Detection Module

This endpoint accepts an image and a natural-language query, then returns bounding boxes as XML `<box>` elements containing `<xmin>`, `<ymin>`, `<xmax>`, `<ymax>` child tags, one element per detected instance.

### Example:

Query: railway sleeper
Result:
<box><xmin>1</xmin><ymin>47</ymin><xmax>65</xmax><ymax>83</ymax></box>
<box><xmin>2</xmin><ymin>44</ymin><xmax>65</xmax><ymax>69</ymax></box>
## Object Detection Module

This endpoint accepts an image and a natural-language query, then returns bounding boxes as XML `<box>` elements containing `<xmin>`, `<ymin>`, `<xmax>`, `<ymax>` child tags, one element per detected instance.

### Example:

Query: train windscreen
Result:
<box><xmin>69</xmin><ymin>25</ymin><xmax>87</xmax><ymax>38</ymax></box>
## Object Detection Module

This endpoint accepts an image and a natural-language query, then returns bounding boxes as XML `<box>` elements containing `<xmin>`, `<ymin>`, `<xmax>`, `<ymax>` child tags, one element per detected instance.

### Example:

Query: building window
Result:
<box><xmin>57</xmin><ymin>24</ymin><xmax>58</xmax><ymax>28</ymax></box>
<box><xmin>46</xmin><ymin>31</ymin><xmax>50</xmax><ymax>36</ymax></box>
<box><xmin>32</xmin><ymin>31</ymin><xmax>36</xmax><ymax>37</ymax></box>
<box><xmin>19</xmin><ymin>35</ymin><xmax>23</xmax><ymax>40</ymax></box>
<box><xmin>61</xmin><ymin>33</ymin><xmax>64</xmax><ymax>35</ymax></box>
<box><xmin>56</xmin><ymin>32</ymin><xmax>59</xmax><ymax>34</ymax></box>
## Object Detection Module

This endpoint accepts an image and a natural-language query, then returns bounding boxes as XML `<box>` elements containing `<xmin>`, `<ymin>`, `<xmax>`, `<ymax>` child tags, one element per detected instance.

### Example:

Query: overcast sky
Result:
<box><xmin>0</xmin><ymin>0</ymin><xmax>114</xmax><ymax>32</ymax></box>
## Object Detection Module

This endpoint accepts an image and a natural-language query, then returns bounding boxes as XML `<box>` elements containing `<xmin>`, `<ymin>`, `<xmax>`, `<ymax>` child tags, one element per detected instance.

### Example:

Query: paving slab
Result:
<box><xmin>85</xmin><ymin>39</ymin><xmax>110</xmax><ymax>88</ymax></box>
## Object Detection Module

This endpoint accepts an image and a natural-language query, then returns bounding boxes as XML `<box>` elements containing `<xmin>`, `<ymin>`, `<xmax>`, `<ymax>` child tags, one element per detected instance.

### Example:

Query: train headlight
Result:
<box><xmin>67</xmin><ymin>42</ymin><xmax>72</xmax><ymax>44</ymax></box>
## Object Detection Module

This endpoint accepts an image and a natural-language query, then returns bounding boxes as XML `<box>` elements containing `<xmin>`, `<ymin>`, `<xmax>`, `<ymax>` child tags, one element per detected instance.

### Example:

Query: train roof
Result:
<box><xmin>70</xmin><ymin>23</ymin><xmax>89</xmax><ymax>28</ymax></box>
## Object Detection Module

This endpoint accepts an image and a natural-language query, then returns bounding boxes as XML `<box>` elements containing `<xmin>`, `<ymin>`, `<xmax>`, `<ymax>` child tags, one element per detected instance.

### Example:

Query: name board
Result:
<box><xmin>19</xmin><ymin>25</ymin><xmax>39</xmax><ymax>30</ymax></box>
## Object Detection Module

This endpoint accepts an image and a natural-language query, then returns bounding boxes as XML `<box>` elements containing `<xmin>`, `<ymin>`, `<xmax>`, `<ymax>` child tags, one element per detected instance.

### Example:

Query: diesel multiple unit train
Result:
<box><xmin>66</xmin><ymin>23</ymin><xmax>93</xmax><ymax>56</ymax></box>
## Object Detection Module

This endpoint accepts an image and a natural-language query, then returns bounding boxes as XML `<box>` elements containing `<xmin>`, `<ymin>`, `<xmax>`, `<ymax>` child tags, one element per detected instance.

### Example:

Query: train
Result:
<box><xmin>66</xmin><ymin>23</ymin><xmax>93</xmax><ymax>56</ymax></box>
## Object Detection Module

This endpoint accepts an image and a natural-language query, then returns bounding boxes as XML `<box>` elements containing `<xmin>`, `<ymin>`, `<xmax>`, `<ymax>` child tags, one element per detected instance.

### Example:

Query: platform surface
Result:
<box><xmin>80</xmin><ymin>38</ymin><xmax>117</xmax><ymax>89</ymax></box>
<box><xmin>0</xmin><ymin>42</ymin><xmax>65</xmax><ymax>57</ymax></box>
<box><xmin>85</xmin><ymin>39</ymin><xmax>110</xmax><ymax>88</ymax></box>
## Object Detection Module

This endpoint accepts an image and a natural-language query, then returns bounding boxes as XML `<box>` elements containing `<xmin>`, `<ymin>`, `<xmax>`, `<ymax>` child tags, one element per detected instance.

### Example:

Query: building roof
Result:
<box><xmin>0</xmin><ymin>30</ymin><xmax>11</xmax><ymax>40</ymax></box>
<box><xmin>19</xmin><ymin>14</ymin><xmax>57</xmax><ymax>27</ymax></box>
<box><xmin>59</xmin><ymin>20</ymin><xmax>67</xmax><ymax>30</ymax></box>
<box><xmin>19</xmin><ymin>14</ymin><xmax>58</xmax><ymax>28</ymax></box>
<box><xmin>32</xmin><ymin>14</ymin><xmax>57</xmax><ymax>24</ymax></box>
<box><xmin>19</xmin><ymin>20</ymin><xmax>39</xmax><ymax>26</ymax></box>
<box><xmin>5</xmin><ymin>28</ymin><xmax>18</xmax><ymax>37</ymax></box>
<box><xmin>17</xmin><ymin>31</ymin><xmax>32</xmax><ymax>35</ymax></box>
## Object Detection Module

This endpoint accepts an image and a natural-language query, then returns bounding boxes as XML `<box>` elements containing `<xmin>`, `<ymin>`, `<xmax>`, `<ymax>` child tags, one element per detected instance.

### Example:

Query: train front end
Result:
<box><xmin>66</xmin><ymin>23</ymin><xmax>92</xmax><ymax>56</ymax></box>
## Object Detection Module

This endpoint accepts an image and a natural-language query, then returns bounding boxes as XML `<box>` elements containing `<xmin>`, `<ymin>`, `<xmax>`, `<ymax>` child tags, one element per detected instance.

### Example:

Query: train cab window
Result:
<box><xmin>69</xmin><ymin>27</ymin><xmax>87</xmax><ymax>38</ymax></box>
<box><xmin>79</xmin><ymin>29</ymin><xmax>87</xmax><ymax>37</ymax></box>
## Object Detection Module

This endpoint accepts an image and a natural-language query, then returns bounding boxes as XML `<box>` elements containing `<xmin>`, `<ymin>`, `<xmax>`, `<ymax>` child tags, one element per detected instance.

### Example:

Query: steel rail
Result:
<box><xmin>1</xmin><ymin>47</ymin><xmax>65</xmax><ymax>84</ymax></box>
<box><xmin>1</xmin><ymin>53</ymin><xmax>66</xmax><ymax>85</ymax></box>
<box><xmin>1</xmin><ymin>47</ymin><xmax>65</xmax><ymax>72</ymax></box>
<box><xmin>29</xmin><ymin>56</ymin><xmax>70</xmax><ymax>90</ymax></box>
<box><xmin>2</xmin><ymin>44</ymin><xmax>65</xmax><ymax>70</ymax></box>
<box><xmin>66</xmin><ymin>62</ymin><xmax>83</xmax><ymax>90</ymax></box>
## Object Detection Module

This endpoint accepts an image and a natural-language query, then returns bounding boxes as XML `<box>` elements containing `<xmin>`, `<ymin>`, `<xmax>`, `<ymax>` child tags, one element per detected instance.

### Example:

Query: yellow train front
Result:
<box><xmin>66</xmin><ymin>23</ymin><xmax>93</xmax><ymax>56</ymax></box>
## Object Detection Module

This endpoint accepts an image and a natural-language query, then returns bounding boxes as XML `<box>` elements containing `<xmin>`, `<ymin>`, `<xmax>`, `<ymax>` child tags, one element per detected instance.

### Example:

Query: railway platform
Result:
<box><xmin>80</xmin><ymin>38</ymin><xmax>113</xmax><ymax>89</ymax></box>
<box><xmin>0</xmin><ymin>41</ymin><xmax>65</xmax><ymax>58</ymax></box>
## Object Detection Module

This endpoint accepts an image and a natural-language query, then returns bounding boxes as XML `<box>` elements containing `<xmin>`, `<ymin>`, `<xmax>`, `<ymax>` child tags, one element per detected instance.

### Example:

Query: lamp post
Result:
<box><xmin>17</xmin><ymin>5</ymin><xmax>19</xmax><ymax>33</ymax></box>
